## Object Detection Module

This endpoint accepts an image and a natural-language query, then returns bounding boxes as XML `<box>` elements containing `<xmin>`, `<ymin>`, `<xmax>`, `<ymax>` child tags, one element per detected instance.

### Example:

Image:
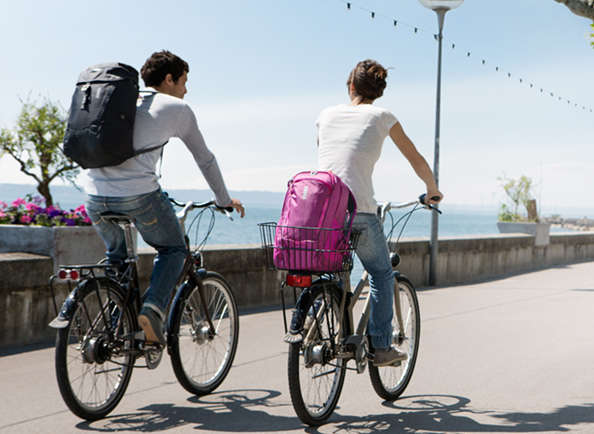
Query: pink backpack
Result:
<box><xmin>273</xmin><ymin>170</ymin><xmax>357</xmax><ymax>272</ymax></box>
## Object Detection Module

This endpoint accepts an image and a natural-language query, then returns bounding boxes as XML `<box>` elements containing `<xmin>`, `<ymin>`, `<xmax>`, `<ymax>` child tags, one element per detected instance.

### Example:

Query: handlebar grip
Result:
<box><xmin>419</xmin><ymin>193</ymin><xmax>441</xmax><ymax>205</ymax></box>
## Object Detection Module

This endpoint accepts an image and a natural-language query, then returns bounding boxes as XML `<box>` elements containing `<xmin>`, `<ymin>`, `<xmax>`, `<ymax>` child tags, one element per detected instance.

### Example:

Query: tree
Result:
<box><xmin>0</xmin><ymin>99</ymin><xmax>78</xmax><ymax>207</ymax></box>
<box><xmin>554</xmin><ymin>0</ymin><xmax>594</xmax><ymax>21</ymax></box>
<box><xmin>498</xmin><ymin>175</ymin><xmax>537</xmax><ymax>222</ymax></box>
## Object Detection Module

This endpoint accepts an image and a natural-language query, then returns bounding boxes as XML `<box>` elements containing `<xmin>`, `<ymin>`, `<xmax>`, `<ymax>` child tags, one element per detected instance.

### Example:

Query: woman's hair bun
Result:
<box><xmin>347</xmin><ymin>59</ymin><xmax>388</xmax><ymax>101</ymax></box>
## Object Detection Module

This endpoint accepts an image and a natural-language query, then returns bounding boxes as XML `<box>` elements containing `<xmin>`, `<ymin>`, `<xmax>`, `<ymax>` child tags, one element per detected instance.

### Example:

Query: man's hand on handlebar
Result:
<box><xmin>229</xmin><ymin>198</ymin><xmax>245</xmax><ymax>218</ymax></box>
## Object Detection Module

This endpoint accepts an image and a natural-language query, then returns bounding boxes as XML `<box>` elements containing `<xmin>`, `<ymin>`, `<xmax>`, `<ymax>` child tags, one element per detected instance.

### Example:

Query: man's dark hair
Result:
<box><xmin>140</xmin><ymin>50</ymin><xmax>189</xmax><ymax>87</ymax></box>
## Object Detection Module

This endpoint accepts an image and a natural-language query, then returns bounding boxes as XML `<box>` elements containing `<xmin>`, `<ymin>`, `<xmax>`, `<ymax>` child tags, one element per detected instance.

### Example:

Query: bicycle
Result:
<box><xmin>48</xmin><ymin>198</ymin><xmax>240</xmax><ymax>421</ymax></box>
<box><xmin>258</xmin><ymin>194</ymin><xmax>441</xmax><ymax>426</ymax></box>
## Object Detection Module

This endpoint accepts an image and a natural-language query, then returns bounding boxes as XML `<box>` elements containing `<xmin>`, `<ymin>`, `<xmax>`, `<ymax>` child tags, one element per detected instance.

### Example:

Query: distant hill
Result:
<box><xmin>0</xmin><ymin>183</ymin><xmax>285</xmax><ymax>208</ymax></box>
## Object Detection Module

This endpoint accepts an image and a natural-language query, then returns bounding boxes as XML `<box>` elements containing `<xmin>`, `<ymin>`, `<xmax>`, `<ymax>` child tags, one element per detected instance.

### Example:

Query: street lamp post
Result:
<box><xmin>418</xmin><ymin>0</ymin><xmax>463</xmax><ymax>286</ymax></box>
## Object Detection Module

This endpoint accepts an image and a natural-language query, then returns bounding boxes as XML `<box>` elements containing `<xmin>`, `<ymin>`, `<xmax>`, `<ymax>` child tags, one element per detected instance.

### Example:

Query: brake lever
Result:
<box><xmin>216</xmin><ymin>206</ymin><xmax>234</xmax><ymax>221</ymax></box>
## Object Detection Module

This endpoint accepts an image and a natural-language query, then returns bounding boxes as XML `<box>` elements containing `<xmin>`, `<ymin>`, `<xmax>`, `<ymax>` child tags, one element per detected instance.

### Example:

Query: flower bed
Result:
<box><xmin>0</xmin><ymin>196</ymin><xmax>104</xmax><ymax>271</ymax></box>
<box><xmin>0</xmin><ymin>196</ymin><xmax>91</xmax><ymax>226</ymax></box>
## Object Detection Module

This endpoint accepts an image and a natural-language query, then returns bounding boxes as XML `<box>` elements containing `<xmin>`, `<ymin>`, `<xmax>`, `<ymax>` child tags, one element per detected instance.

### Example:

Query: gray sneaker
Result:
<box><xmin>138</xmin><ymin>306</ymin><xmax>165</xmax><ymax>345</ymax></box>
<box><xmin>372</xmin><ymin>346</ymin><xmax>407</xmax><ymax>366</ymax></box>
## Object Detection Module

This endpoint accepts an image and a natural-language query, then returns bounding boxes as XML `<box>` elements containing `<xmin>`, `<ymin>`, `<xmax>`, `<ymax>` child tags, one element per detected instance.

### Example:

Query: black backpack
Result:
<box><xmin>63</xmin><ymin>62</ymin><xmax>165</xmax><ymax>169</ymax></box>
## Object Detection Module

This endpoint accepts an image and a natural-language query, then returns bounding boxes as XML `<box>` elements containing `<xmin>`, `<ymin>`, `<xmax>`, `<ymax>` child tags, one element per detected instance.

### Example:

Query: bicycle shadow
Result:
<box><xmin>75</xmin><ymin>388</ymin><xmax>302</xmax><ymax>432</ymax></box>
<box><xmin>325</xmin><ymin>394</ymin><xmax>594</xmax><ymax>433</ymax></box>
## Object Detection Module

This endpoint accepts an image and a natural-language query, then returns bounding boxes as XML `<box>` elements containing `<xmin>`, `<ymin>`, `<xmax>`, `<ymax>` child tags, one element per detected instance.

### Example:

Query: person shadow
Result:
<box><xmin>330</xmin><ymin>394</ymin><xmax>594</xmax><ymax>433</ymax></box>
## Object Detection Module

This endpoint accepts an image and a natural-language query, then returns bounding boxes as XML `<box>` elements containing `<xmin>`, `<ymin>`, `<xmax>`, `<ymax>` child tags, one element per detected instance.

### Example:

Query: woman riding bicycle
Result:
<box><xmin>316</xmin><ymin>59</ymin><xmax>442</xmax><ymax>366</ymax></box>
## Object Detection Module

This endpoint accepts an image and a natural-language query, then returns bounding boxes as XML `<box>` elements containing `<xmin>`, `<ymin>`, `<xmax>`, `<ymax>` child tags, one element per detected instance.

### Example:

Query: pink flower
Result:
<box><xmin>20</xmin><ymin>215</ymin><xmax>32</xmax><ymax>224</ymax></box>
<box><xmin>25</xmin><ymin>203</ymin><xmax>40</xmax><ymax>212</ymax></box>
<box><xmin>0</xmin><ymin>201</ymin><xmax>7</xmax><ymax>209</ymax></box>
<box><xmin>75</xmin><ymin>205</ymin><xmax>86</xmax><ymax>213</ymax></box>
<box><xmin>12</xmin><ymin>198</ymin><xmax>26</xmax><ymax>207</ymax></box>
<box><xmin>0</xmin><ymin>210</ymin><xmax>6</xmax><ymax>218</ymax></box>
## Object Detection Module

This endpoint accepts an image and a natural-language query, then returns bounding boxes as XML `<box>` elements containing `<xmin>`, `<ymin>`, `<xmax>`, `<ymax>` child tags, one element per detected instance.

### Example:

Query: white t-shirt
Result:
<box><xmin>316</xmin><ymin>104</ymin><xmax>398</xmax><ymax>214</ymax></box>
<box><xmin>84</xmin><ymin>92</ymin><xmax>231</xmax><ymax>206</ymax></box>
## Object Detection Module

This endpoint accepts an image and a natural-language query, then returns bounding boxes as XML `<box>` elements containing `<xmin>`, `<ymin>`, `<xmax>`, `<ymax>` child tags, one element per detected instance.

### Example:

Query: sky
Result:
<box><xmin>0</xmin><ymin>0</ymin><xmax>592</xmax><ymax>215</ymax></box>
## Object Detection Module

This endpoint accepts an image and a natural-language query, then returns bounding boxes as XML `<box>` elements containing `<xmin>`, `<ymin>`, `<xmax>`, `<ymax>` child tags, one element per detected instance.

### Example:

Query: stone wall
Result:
<box><xmin>2</xmin><ymin>232</ymin><xmax>594</xmax><ymax>350</ymax></box>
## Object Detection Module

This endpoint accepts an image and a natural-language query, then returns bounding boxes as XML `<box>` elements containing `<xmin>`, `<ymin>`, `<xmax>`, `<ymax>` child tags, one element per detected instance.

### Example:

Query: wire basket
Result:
<box><xmin>258</xmin><ymin>222</ymin><xmax>360</xmax><ymax>273</ymax></box>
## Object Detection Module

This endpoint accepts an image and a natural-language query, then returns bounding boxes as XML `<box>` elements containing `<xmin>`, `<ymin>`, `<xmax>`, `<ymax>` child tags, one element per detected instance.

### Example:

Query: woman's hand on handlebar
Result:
<box><xmin>421</xmin><ymin>190</ymin><xmax>443</xmax><ymax>205</ymax></box>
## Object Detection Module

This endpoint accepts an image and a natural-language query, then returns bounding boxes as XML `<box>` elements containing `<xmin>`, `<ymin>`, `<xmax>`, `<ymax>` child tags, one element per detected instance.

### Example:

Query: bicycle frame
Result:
<box><xmin>49</xmin><ymin>199</ymin><xmax>232</xmax><ymax>341</ymax></box>
<box><xmin>302</xmin><ymin>200</ymin><xmax>425</xmax><ymax>359</ymax></box>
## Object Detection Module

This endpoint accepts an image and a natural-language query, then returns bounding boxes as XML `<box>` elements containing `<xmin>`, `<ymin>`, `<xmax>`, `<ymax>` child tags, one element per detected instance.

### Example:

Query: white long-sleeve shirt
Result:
<box><xmin>84</xmin><ymin>91</ymin><xmax>231</xmax><ymax>206</ymax></box>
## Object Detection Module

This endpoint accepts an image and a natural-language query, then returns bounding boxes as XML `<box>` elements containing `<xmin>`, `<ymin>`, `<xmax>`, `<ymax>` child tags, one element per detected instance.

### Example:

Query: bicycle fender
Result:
<box><xmin>48</xmin><ymin>279</ymin><xmax>100</xmax><ymax>328</ymax></box>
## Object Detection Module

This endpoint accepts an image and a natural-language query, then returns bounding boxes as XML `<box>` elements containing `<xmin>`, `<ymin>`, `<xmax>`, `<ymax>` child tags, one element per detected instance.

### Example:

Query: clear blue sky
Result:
<box><xmin>0</xmin><ymin>0</ymin><xmax>592</xmax><ymax>214</ymax></box>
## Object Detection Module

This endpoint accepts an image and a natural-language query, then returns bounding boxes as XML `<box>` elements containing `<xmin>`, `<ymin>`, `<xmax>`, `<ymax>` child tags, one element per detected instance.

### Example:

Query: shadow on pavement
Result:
<box><xmin>330</xmin><ymin>394</ymin><xmax>594</xmax><ymax>433</ymax></box>
<box><xmin>75</xmin><ymin>388</ymin><xmax>302</xmax><ymax>432</ymax></box>
<box><xmin>73</xmin><ymin>392</ymin><xmax>594</xmax><ymax>432</ymax></box>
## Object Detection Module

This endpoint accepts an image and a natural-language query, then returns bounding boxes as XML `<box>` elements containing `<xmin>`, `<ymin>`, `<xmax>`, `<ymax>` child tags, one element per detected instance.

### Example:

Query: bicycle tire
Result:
<box><xmin>169</xmin><ymin>272</ymin><xmax>239</xmax><ymax>396</ymax></box>
<box><xmin>287</xmin><ymin>284</ymin><xmax>347</xmax><ymax>426</ymax></box>
<box><xmin>368</xmin><ymin>275</ymin><xmax>420</xmax><ymax>401</ymax></box>
<box><xmin>55</xmin><ymin>278</ymin><xmax>135</xmax><ymax>421</ymax></box>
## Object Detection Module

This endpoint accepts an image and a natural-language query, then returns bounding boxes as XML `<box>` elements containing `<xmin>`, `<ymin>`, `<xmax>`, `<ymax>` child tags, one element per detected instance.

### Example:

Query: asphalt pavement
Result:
<box><xmin>2</xmin><ymin>261</ymin><xmax>594</xmax><ymax>433</ymax></box>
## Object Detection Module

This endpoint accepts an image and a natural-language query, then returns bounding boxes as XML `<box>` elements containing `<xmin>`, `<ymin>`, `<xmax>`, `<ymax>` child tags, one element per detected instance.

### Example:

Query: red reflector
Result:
<box><xmin>57</xmin><ymin>269</ymin><xmax>80</xmax><ymax>281</ymax></box>
<box><xmin>286</xmin><ymin>274</ymin><xmax>312</xmax><ymax>287</ymax></box>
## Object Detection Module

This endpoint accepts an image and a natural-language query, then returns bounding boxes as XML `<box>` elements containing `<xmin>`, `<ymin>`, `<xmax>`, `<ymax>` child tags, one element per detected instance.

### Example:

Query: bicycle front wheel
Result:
<box><xmin>55</xmin><ymin>278</ymin><xmax>135</xmax><ymax>421</ymax></box>
<box><xmin>287</xmin><ymin>285</ymin><xmax>347</xmax><ymax>426</ymax></box>
<box><xmin>368</xmin><ymin>275</ymin><xmax>420</xmax><ymax>401</ymax></box>
<box><xmin>169</xmin><ymin>272</ymin><xmax>239</xmax><ymax>396</ymax></box>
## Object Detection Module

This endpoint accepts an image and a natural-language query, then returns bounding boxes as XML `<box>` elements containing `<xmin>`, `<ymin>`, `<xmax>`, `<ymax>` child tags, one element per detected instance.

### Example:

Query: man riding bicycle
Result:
<box><xmin>84</xmin><ymin>50</ymin><xmax>244</xmax><ymax>345</ymax></box>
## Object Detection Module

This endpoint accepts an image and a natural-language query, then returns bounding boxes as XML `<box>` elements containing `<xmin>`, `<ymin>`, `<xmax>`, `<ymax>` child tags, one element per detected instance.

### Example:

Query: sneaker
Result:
<box><xmin>372</xmin><ymin>346</ymin><xmax>407</xmax><ymax>366</ymax></box>
<box><xmin>138</xmin><ymin>306</ymin><xmax>165</xmax><ymax>345</ymax></box>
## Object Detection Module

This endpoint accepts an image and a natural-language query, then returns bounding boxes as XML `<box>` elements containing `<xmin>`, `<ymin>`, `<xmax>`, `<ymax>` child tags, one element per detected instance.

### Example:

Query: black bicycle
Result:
<box><xmin>258</xmin><ymin>194</ymin><xmax>440</xmax><ymax>426</ymax></box>
<box><xmin>49</xmin><ymin>198</ymin><xmax>240</xmax><ymax>421</ymax></box>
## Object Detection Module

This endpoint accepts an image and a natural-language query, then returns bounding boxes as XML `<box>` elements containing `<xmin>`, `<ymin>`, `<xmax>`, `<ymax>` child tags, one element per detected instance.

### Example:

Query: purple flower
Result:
<box><xmin>48</xmin><ymin>208</ymin><xmax>62</xmax><ymax>218</ymax></box>
<box><xmin>31</xmin><ymin>196</ymin><xmax>45</xmax><ymax>206</ymax></box>
<box><xmin>64</xmin><ymin>218</ymin><xmax>76</xmax><ymax>226</ymax></box>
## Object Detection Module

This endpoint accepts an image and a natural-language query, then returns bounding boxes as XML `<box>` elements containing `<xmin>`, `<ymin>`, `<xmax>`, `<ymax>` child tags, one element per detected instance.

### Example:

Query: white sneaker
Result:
<box><xmin>372</xmin><ymin>346</ymin><xmax>407</xmax><ymax>366</ymax></box>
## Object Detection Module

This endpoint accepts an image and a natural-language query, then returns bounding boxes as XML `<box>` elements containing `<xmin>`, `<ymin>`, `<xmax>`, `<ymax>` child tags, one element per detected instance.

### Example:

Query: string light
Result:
<box><xmin>339</xmin><ymin>0</ymin><xmax>591</xmax><ymax>114</ymax></box>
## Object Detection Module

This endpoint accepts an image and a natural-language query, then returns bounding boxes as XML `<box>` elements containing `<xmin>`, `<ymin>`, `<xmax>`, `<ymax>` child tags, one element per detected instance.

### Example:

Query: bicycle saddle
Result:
<box><xmin>100</xmin><ymin>212</ymin><xmax>132</xmax><ymax>223</ymax></box>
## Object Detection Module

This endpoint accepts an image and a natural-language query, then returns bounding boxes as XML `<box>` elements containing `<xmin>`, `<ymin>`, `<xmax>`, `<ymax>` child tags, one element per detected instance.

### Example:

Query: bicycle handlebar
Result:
<box><xmin>379</xmin><ymin>195</ymin><xmax>442</xmax><ymax>216</ymax></box>
<box><xmin>169</xmin><ymin>198</ymin><xmax>234</xmax><ymax>222</ymax></box>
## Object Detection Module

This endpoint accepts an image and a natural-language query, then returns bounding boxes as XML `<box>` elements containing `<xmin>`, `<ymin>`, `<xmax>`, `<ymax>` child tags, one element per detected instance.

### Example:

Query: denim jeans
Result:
<box><xmin>352</xmin><ymin>212</ymin><xmax>394</xmax><ymax>349</ymax></box>
<box><xmin>86</xmin><ymin>188</ymin><xmax>187</xmax><ymax>320</ymax></box>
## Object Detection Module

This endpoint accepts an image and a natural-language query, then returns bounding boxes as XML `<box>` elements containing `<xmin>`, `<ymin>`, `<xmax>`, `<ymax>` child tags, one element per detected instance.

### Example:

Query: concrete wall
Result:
<box><xmin>2</xmin><ymin>232</ymin><xmax>594</xmax><ymax>350</ymax></box>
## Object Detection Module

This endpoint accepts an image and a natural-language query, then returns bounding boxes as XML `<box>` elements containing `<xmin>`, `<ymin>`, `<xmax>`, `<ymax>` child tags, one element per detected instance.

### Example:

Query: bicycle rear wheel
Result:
<box><xmin>55</xmin><ymin>278</ymin><xmax>135</xmax><ymax>420</ymax></box>
<box><xmin>287</xmin><ymin>285</ymin><xmax>347</xmax><ymax>426</ymax></box>
<box><xmin>368</xmin><ymin>275</ymin><xmax>420</xmax><ymax>401</ymax></box>
<box><xmin>169</xmin><ymin>272</ymin><xmax>239</xmax><ymax>396</ymax></box>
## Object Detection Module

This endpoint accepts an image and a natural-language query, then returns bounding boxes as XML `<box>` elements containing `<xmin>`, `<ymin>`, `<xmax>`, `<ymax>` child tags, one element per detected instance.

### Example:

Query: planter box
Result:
<box><xmin>497</xmin><ymin>222</ymin><xmax>551</xmax><ymax>247</ymax></box>
<box><xmin>0</xmin><ymin>225</ymin><xmax>107</xmax><ymax>272</ymax></box>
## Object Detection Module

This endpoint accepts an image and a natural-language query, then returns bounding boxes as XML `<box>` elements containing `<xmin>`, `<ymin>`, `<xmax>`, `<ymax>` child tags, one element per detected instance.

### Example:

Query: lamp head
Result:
<box><xmin>418</xmin><ymin>0</ymin><xmax>464</xmax><ymax>11</ymax></box>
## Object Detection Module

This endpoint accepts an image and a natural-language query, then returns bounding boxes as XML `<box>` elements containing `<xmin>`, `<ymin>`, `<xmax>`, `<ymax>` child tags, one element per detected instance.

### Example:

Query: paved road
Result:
<box><xmin>2</xmin><ymin>262</ymin><xmax>594</xmax><ymax>433</ymax></box>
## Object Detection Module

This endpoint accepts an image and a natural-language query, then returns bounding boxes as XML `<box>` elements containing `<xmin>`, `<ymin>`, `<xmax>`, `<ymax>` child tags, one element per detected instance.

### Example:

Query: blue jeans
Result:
<box><xmin>352</xmin><ymin>213</ymin><xmax>394</xmax><ymax>349</ymax></box>
<box><xmin>86</xmin><ymin>188</ymin><xmax>187</xmax><ymax>319</ymax></box>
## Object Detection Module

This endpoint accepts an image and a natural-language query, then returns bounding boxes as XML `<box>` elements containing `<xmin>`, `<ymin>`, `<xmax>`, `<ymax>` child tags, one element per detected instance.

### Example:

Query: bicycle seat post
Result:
<box><xmin>122</xmin><ymin>222</ymin><xmax>136</xmax><ymax>261</ymax></box>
